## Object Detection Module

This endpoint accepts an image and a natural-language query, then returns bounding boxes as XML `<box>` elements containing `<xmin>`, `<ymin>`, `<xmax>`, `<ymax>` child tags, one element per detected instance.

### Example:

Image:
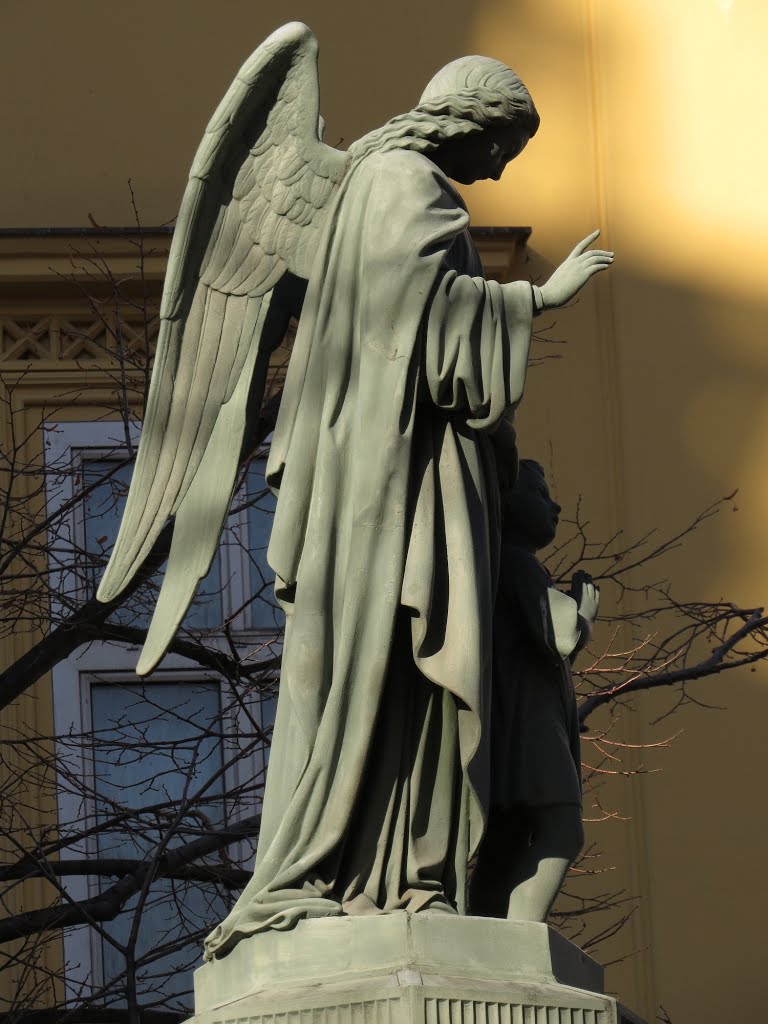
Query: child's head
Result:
<box><xmin>501</xmin><ymin>459</ymin><xmax>561</xmax><ymax>551</ymax></box>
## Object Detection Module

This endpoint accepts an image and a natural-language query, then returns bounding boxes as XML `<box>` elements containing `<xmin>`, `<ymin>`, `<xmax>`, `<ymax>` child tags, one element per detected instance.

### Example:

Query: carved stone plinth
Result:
<box><xmin>189</xmin><ymin>915</ymin><xmax>644</xmax><ymax>1024</ymax></box>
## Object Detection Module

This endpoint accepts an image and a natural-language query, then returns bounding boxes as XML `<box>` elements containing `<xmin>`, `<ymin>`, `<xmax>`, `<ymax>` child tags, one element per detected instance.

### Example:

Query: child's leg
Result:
<box><xmin>505</xmin><ymin>803</ymin><xmax>584</xmax><ymax>922</ymax></box>
<box><xmin>469</xmin><ymin>806</ymin><xmax>534</xmax><ymax>918</ymax></box>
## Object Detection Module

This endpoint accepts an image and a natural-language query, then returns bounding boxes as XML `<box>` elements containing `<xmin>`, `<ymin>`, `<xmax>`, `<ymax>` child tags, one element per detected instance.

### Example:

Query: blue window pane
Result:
<box><xmin>91</xmin><ymin>682</ymin><xmax>225</xmax><ymax>847</ymax></box>
<box><xmin>245</xmin><ymin>455</ymin><xmax>284</xmax><ymax>633</ymax></box>
<box><xmin>83</xmin><ymin>459</ymin><xmax>223</xmax><ymax>631</ymax></box>
<box><xmin>91</xmin><ymin>682</ymin><xmax>227</xmax><ymax>1008</ymax></box>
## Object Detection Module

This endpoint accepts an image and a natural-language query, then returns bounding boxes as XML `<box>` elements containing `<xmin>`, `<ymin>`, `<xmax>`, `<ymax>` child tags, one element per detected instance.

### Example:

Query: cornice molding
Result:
<box><xmin>0</xmin><ymin>232</ymin><xmax>171</xmax><ymax>290</ymax></box>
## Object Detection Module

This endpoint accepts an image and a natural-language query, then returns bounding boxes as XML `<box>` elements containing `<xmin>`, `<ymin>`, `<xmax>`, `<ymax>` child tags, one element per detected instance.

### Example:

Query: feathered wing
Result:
<box><xmin>96</xmin><ymin>22</ymin><xmax>349</xmax><ymax>671</ymax></box>
<box><xmin>136</xmin><ymin>324</ymin><xmax>266</xmax><ymax>675</ymax></box>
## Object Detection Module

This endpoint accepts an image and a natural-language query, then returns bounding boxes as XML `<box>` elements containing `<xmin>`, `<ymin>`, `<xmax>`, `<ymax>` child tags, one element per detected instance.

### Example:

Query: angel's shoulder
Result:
<box><xmin>355</xmin><ymin>148</ymin><xmax>450</xmax><ymax>190</ymax></box>
<box><xmin>360</xmin><ymin>148</ymin><xmax>435</xmax><ymax>171</ymax></box>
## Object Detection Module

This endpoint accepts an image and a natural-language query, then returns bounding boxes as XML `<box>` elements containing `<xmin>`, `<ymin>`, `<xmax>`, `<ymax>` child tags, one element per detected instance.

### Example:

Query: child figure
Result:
<box><xmin>470</xmin><ymin>459</ymin><xmax>599</xmax><ymax>922</ymax></box>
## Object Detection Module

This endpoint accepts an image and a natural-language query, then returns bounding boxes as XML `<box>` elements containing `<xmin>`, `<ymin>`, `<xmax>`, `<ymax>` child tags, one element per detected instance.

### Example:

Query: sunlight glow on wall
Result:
<box><xmin>464</xmin><ymin>0</ymin><xmax>767</xmax><ymax>302</ymax></box>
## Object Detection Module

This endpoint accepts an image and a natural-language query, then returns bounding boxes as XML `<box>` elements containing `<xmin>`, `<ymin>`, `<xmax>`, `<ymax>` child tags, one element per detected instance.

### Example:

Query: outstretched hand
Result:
<box><xmin>539</xmin><ymin>230</ymin><xmax>614</xmax><ymax>310</ymax></box>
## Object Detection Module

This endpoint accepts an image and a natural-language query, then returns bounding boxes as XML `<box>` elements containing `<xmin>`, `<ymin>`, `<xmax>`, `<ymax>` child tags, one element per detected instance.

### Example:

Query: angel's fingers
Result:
<box><xmin>581</xmin><ymin>249</ymin><xmax>614</xmax><ymax>259</ymax></box>
<box><xmin>583</xmin><ymin>254</ymin><xmax>614</xmax><ymax>266</ymax></box>
<box><xmin>569</xmin><ymin>229</ymin><xmax>601</xmax><ymax>258</ymax></box>
<box><xmin>585</xmin><ymin>262</ymin><xmax>611</xmax><ymax>275</ymax></box>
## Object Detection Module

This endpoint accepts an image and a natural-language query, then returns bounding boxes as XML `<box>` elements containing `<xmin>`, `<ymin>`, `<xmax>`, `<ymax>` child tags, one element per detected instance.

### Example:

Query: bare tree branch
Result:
<box><xmin>578</xmin><ymin>610</ymin><xmax>768</xmax><ymax>724</ymax></box>
<box><xmin>0</xmin><ymin>525</ymin><xmax>172</xmax><ymax>712</ymax></box>
<box><xmin>0</xmin><ymin>813</ymin><xmax>260</xmax><ymax>945</ymax></box>
<box><xmin>0</xmin><ymin>859</ymin><xmax>250</xmax><ymax>889</ymax></box>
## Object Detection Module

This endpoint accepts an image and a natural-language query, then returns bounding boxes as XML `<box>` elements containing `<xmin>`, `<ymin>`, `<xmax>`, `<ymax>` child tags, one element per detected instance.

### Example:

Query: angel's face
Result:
<box><xmin>432</xmin><ymin>124</ymin><xmax>530</xmax><ymax>185</ymax></box>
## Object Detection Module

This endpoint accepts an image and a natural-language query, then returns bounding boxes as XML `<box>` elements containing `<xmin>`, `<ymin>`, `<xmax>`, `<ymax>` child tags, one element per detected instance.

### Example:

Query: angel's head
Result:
<box><xmin>349</xmin><ymin>55</ymin><xmax>539</xmax><ymax>183</ymax></box>
<box><xmin>418</xmin><ymin>57</ymin><xmax>539</xmax><ymax>184</ymax></box>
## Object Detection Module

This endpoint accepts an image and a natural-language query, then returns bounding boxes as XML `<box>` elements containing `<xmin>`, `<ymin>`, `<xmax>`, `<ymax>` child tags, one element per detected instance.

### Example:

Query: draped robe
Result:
<box><xmin>204</xmin><ymin>147</ymin><xmax>534</xmax><ymax>959</ymax></box>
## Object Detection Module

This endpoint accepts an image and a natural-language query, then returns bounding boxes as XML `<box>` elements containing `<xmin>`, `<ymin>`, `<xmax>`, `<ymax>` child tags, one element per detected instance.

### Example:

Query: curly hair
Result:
<box><xmin>348</xmin><ymin>59</ymin><xmax>539</xmax><ymax>164</ymax></box>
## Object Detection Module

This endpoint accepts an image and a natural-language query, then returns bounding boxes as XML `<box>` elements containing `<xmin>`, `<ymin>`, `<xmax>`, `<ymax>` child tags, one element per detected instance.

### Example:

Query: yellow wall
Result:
<box><xmin>2</xmin><ymin>2</ymin><xmax>768</xmax><ymax>1020</ymax></box>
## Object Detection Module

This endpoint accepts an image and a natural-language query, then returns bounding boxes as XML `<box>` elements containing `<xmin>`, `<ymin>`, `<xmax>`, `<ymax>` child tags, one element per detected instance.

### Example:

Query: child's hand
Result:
<box><xmin>570</xmin><ymin>570</ymin><xmax>600</xmax><ymax>623</ymax></box>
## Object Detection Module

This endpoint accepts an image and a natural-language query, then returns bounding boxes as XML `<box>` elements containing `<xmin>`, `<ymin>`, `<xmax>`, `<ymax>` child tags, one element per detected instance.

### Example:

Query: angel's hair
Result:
<box><xmin>349</xmin><ymin>57</ymin><xmax>539</xmax><ymax>163</ymax></box>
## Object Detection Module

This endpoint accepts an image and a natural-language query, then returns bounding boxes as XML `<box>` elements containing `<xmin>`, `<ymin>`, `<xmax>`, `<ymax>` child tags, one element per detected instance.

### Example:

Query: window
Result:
<box><xmin>45</xmin><ymin>421</ymin><xmax>278</xmax><ymax>1011</ymax></box>
<box><xmin>91</xmin><ymin>679</ymin><xmax>226</xmax><ymax>1007</ymax></box>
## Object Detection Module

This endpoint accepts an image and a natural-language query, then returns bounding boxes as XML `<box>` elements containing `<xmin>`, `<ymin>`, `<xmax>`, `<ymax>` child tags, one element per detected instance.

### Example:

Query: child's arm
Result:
<box><xmin>502</xmin><ymin>546</ymin><xmax>590</xmax><ymax>663</ymax></box>
<box><xmin>556</xmin><ymin>571</ymin><xmax>600</xmax><ymax>663</ymax></box>
<box><xmin>547</xmin><ymin>588</ymin><xmax>584</xmax><ymax>660</ymax></box>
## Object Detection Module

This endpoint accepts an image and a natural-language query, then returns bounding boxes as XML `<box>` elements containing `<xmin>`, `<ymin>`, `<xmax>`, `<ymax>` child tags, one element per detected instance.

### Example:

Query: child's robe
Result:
<box><xmin>490</xmin><ymin>542</ymin><xmax>584</xmax><ymax>809</ymax></box>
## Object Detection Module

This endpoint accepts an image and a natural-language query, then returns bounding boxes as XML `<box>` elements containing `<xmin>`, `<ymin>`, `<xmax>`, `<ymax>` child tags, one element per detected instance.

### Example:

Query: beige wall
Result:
<box><xmin>3</xmin><ymin>1</ymin><xmax>768</xmax><ymax>1020</ymax></box>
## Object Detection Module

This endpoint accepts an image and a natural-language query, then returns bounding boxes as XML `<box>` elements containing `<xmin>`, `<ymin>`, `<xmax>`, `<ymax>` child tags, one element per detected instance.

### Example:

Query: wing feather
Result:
<box><xmin>135</xmin><ymin>295</ymin><xmax>271</xmax><ymax>677</ymax></box>
<box><xmin>97</xmin><ymin>22</ymin><xmax>349</xmax><ymax>616</ymax></box>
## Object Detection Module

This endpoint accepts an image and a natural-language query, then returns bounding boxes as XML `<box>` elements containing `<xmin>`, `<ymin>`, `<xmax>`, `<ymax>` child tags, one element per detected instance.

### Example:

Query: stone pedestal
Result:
<box><xmin>191</xmin><ymin>915</ymin><xmax>643</xmax><ymax>1024</ymax></box>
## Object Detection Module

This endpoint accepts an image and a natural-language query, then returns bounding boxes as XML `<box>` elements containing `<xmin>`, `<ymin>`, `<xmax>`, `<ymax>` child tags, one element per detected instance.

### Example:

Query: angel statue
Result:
<box><xmin>97</xmin><ymin>22</ymin><xmax>613</xmax><ymax>959</ymax></box>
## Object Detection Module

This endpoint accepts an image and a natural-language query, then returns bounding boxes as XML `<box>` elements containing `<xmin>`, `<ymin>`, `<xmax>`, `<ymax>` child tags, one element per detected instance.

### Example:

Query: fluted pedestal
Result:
<box><xmin>190</xmin><ymin>915</ymin><xmax>644</xmax><ymax>1024</ymax></box>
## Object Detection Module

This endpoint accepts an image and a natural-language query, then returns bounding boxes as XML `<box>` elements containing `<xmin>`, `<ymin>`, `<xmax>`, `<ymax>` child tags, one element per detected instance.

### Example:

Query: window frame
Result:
<box><xmin>44</xmin><ymin>419</ymin><xmax>276</xmax><ymax>1003</ymax></box>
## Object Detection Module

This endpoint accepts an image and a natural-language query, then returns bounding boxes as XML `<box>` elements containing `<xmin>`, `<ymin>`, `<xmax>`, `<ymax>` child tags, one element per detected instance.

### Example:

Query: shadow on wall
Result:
<box><xmin>513</xmin><ymin>249</ymin><xmax>768</xmax><ymax>1024</ymax></box>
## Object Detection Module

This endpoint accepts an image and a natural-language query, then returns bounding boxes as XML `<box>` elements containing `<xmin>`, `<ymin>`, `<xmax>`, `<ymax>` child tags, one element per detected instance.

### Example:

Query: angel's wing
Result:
<box><xmin>96</xmin><ymin>22</ymin><xmax>348</xmax><ymax>671</ymax></box>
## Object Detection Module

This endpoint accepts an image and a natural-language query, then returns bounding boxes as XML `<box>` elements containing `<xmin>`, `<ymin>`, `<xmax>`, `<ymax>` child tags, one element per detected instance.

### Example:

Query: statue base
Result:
<box><xmin>190</xmin><ymin>914</ymin><xmax>645</xmax><ymax>1024</ymax></box>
